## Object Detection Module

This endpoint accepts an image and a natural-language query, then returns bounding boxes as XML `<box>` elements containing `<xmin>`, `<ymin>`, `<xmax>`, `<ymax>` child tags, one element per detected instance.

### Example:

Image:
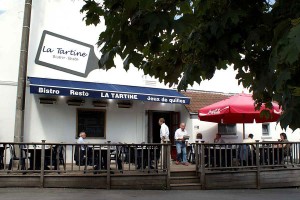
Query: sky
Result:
<box><xmin>190</xmin><ymin>66</ymin><xmax>246</xmax><ymax>94</ymax></box>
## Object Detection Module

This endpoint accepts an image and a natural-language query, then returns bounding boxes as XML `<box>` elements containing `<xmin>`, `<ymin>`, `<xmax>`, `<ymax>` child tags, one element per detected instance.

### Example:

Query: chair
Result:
<box><xmin>74</xmin><ymin>145</ymin><xmax>87</xmax><ymax>166</ymax></box>
<box><xmin>44</xmin><ymin>145</ymin><xmax>55</xmax><ymax>169</ymax></box>
<box><xmin>45</xmin><ymin>145</ymin><xmax>65</xmax><ymax>170</ymax></box>
<box><xmin>115</xmin><ymin>146</ymin><xmax>124</xmax><ymax>171</ymax></box>
<box><xmin>283</xmin><ymin>144</ymin><xmax>293</xmax><ymax>165</ymax></box>
<box><xmin>0</xmin><ymin>145</ymin><xmax>4</xmax><ymax>170</ymax></box>
<box><xmin>238</xmin><ymin>144</ymin><xmax>254</xmax><ymax>166</ymax></box>
<box><xmin>8</xmin><ymin>144</ymin><xmax>26</xmax><ymax>170</ymax></box>
<box><xmin>187</xmin><ymin>144</ymin><xmax>196</xmax><ymax>164</ymax></box>
<box><xmin>52</xmin><ymin>145</ymin><xmax>65</xmax><ymax>171</ymax></box>
<box><xmin>56</xmin><ymin>145</ymin><xmax>65</xmax><ymax>166</ymax></box>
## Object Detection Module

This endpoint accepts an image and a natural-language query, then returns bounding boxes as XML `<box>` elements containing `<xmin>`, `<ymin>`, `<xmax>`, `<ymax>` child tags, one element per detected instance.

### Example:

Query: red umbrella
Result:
<box><xmin>198</xmin><ymin>93</ymin><xmax>282</xmax><ymax>138</ymax></box>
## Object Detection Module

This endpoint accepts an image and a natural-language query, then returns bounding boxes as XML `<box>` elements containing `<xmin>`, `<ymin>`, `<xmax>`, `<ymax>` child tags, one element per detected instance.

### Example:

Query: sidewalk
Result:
<box><xmin>0</xmin><ymin>188</ymin><xmax>299</xmax><ymax>200</ymax></box>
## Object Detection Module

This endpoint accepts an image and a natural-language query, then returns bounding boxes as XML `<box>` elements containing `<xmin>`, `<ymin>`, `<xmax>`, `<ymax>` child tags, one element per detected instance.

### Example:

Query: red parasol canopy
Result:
<box><xmin>198</xmin><ymin>93</ymin><xmax>281</xmax><ymax>124</ymax></box>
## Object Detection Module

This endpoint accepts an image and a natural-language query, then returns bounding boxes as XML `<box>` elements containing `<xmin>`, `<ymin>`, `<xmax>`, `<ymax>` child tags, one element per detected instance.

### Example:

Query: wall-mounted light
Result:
<box><xmin>67</xmin><ymin>99</ymin><xmax>85</xmax><ymax>106</ymax></box>
<box><xmin>117</xmin><ymin>101</ymin><xmax>132</xmax><ymax>108</ymax></box>
<box><xmin>39</xmin><ymin>97</ymin><xmax>56</xmax><ymax>104</ymax></box>
<box><xmin>92</xmin><ymin>100</ymin><xmax>108</xmax><ymax>107</ymax></box>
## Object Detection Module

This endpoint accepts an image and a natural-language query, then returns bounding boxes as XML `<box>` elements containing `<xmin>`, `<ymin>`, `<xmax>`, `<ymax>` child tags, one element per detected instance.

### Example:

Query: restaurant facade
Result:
<box><xmin>3</xmin><ymin>1</ymin><xmax>300</xmax><ymax>190</ymax></box>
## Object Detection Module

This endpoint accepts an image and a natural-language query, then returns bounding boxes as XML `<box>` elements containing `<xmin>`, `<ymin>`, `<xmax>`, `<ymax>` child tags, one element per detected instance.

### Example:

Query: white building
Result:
<box><xmin>0</xmin><ymin>0</ymin><xmax>299</xmax><ymax>152</ymax></box>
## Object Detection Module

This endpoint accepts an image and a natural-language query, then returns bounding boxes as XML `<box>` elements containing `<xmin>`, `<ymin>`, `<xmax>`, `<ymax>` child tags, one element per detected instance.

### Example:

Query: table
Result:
<box><xmin>23</xmin><ymin>145</ymin><xmax>52</xmax><ymax>170</ymax></box>
<box><xmin>259</xmin><ymin>146</ymin><xmax>284</xmax><ymax>165</ymax></box>
<box><xmin>85</xmin><ymin>145</ymin><xmax>122</xmax><ymax>171</ymax></box>
<box><xmin>129</xmin><ymin>146</ymin><xmax>159</xmax><ymax>169</ymax></box>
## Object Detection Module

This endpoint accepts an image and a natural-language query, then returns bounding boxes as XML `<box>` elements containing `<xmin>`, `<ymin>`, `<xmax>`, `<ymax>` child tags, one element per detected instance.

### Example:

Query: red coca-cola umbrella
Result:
<box><xmin>198</xmin><ymin>93</ymin><xmax>282</xmax><ymax>138</ymax></box>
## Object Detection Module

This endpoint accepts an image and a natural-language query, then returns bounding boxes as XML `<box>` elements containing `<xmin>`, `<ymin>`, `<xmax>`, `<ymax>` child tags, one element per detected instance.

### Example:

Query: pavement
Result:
<box><xmin>0</xmin><ymin>188</ymin><xmax>300</xmax><ymax>200</ymax></box>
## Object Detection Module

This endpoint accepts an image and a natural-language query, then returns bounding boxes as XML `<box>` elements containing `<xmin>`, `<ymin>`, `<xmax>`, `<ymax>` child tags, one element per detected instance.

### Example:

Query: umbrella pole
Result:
<box><xmin>243</xmin><ymin>123</ymin><xmax>245</xmax><ymax>139</ymax></box>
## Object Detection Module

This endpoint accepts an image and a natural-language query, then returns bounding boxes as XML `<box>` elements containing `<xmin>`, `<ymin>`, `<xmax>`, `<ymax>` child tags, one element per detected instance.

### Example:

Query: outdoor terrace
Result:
<box><xmin>0</xmin><ymin>141</ymin><xmax>300</xmax><ymax>189</ymax></box>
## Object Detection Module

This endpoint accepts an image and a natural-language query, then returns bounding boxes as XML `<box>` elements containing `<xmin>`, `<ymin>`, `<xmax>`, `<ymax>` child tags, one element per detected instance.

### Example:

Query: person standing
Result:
<box><xmin>240</xmin><ymin>133</ymin><xmax>255</xmax><ymax>166</ymax></box>
<box><xmin>174</xmin><ymin>122</ymin><xmax>189</xmax><ymax>166</ymax></box>
<box><xmin>159</xmin><ymin>118</ymin><xmax>169</xmax><ymax>142</ymax></box>
<box><xmin>243</xmin><ymin>134</ymin><xmax>255</xmax><ymax>146</ymax></box>
<box><xmin>158</xmin><ymin>118</ymin><xmax>169</xmax><ymax>167</ymax></box>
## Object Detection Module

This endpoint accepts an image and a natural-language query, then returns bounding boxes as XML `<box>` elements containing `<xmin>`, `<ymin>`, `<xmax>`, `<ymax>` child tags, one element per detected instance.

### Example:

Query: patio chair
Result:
<box><xmin>283</xmin><ymin>144</ymin><xmax>293</xmax><ymax>166</ymax></box>
<box><xmin>238</xmin><ymin>144</ymin><xmax>254</xmax><ymax>166</ymax></box>
<box><xmin>74</xmin><ymin>145</ymin><xmax>86</xmax><ymax>166</ymax></box>
<box><xmin>8</xmin><ymin>144</ymin><xmax>26</xmax><ymax>171</ymax></box>
<box><xmin>187</xmin><ymin>144</ymin><xmax>196</xmax><ymax>164</ymax></box>
<box><xmin>0</xmin><ymin>145</ymin><xmax>4</xmax><ymax>170</ymax></box>
<box><xmin>45</xmin><ymin>145</ymin><xmax>65</xmax><ymax>171</ymax></box>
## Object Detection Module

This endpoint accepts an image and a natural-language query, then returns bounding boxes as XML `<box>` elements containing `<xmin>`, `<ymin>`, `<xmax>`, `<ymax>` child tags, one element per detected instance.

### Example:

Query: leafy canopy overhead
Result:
<box><xmin>81</xmin><ymin>0</ymin><xmax>300</xmax><ymax>131</ymax></box>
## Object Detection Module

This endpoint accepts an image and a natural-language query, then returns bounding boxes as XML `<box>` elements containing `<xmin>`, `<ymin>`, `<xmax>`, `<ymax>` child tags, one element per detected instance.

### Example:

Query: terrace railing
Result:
<box><xmin>193</xmin><ymin>141</ymin><xmax>300</xmax><ymax>189</ymax></box>
<box><xmin>0</xmin><ymin>141</ymin><xmax>171</xmax><ymax>180</ymax></box>
<box><xmin>1</xmin><ymin>140</ymin><xmax>300</xmax><ymax>189</ymax></box>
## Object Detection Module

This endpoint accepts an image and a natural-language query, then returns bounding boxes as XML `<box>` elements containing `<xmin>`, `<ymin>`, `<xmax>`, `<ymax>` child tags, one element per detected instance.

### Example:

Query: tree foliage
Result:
<box><xmin>81</xmin><ymin>0</ymin><xmax>300</xmax><ymax>131</ymax></box>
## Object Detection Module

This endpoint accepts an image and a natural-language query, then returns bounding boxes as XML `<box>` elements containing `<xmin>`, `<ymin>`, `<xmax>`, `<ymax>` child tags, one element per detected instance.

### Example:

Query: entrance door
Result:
<box><xmin>147</xmin><ymin>111</ymin><xmax>180</xmax><ymax>144</ymax></box>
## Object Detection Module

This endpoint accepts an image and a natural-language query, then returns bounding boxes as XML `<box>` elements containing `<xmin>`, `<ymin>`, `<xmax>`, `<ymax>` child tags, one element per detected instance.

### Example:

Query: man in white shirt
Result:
<box><xmin>159</xmin><ymin>118</ymin><xmax>169</xmax><ymax>142</ymax></box>
<box><xmin>158</xmin><ymin>118</ymin><xmax>170</xmax><ymax>166</ymax></box>
<box><xmin>77</xmin><ymin>131</ymin><xmax>87</xmax><ymax>150</ymax></box>
<box><xmin>243</xmin><ymin>133</ymin><xmax>255</xmax><ymax>150</ymax></box>
<box><xmin>75</xmin><ymin>131</ymin><xmax>87</xmax><ymax>166</ymax></box>
<box><xmin>243</xmin><ymin>133</ymin><xmax>255</xmax><ymax>143</ymax></box>
<box><xmin>174</xmin><ymin>122</ymin><xmax>189</xmax><ymax>166</ymax></box>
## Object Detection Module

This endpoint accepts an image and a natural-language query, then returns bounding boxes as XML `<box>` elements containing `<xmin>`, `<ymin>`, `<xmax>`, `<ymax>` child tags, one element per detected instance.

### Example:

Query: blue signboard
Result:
<box><xmin>28</xmin><ymin>77</ymin><xmax>190</xmax><ymax>105</ymax></box>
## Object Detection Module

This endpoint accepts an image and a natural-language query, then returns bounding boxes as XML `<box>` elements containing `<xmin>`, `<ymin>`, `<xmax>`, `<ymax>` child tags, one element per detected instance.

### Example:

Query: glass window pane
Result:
<box><xmin>77</xmin><ymin>109</ymin><xmax>106</xmax><ymax>138</ymax></box>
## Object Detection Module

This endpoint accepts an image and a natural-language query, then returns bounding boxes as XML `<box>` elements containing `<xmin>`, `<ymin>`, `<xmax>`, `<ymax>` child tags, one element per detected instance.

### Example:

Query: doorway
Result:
<box><xmin>147</xmin><ymin>111</ymin><xmax>180</xmax><ymax>145</ymax></box>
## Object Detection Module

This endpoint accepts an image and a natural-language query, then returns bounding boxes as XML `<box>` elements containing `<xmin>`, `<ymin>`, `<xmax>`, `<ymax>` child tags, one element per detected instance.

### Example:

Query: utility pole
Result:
<box><xmin>14</xmin><ymin>0</ymin><xmax>32</xmax><ymax>142</ymax></box>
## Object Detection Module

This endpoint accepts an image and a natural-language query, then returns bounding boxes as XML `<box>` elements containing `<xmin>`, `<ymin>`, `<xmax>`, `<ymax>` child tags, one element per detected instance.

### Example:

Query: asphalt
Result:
<box><xmin>0</xmin><ymin>188</ymin><xmax>300</xmax><ymax>200</ymax></box>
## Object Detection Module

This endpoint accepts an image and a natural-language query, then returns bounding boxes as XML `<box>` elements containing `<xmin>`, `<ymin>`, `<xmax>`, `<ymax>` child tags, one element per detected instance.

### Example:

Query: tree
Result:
<box><xmin>80</xmin><ymin>0</ymin><xmax>300</xmax><ymax>131</ymax></box>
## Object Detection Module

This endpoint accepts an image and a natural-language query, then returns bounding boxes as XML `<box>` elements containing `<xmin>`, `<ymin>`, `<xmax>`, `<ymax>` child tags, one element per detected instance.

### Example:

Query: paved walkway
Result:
<box><xmin>0</xmin><ymin>188</ymin><xmax>299</xmax><ymax>200</ymax></box>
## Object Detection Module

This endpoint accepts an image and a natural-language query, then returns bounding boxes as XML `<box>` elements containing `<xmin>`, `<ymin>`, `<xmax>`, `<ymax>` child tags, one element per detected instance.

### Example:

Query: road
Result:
<box><xmin>0</xmin><ymin>188</ymin><xmax>299</xmax><ymax>200</ymax></box>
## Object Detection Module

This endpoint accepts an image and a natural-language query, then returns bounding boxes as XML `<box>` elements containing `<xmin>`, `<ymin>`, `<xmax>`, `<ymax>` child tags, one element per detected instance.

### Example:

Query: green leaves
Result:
<box><xmin>123</xmin><ymin>51</ymin><xmax>143</xmax><ymax>71</ymax></box>
<box><xmin>178</xmin><ymin>1</ymin><xmax>193</xmax><ymax>14</ymax></box>
<box><xmin>80</xmin><ymin>0</ymin><xmax>104</xmax><ymax>26</ymax></box>
<box><xmin>81</xmin><ymin>0</ymin><xmax>300</xmax><ymax>131</ymax></box>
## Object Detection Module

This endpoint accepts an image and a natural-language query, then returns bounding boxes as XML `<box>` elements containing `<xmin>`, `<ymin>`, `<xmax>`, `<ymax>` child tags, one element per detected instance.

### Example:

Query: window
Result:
<box><xmin>262</xmin><ymin>123</ymin><xmax>270</xmax><ymax>136</ymax></box>
<box><xmin>77</xmin><ymin>109</ymin><xmax>106</xmax><ymax>138</ymax></box>
<box><xmin>218</xmin><ymin>123</ymin><xmax>237</xmax><ymax>135</ymax></box>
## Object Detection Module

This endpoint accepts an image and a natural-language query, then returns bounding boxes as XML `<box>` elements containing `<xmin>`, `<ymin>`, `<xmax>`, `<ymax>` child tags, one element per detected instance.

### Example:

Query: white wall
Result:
<box><xmin>0</xmin><ymin>0</ymin><xmax>24</xmax><ymax>142</ymax></box>
<box><xmin>0</xmin><ymin>0</ymin><xmax>23</xmax><ymax>82</ymax></box>
<box><xmin>0</xmin><ymin>84</ymin><xmax>17</xmax><ymax>142</ymax></box>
